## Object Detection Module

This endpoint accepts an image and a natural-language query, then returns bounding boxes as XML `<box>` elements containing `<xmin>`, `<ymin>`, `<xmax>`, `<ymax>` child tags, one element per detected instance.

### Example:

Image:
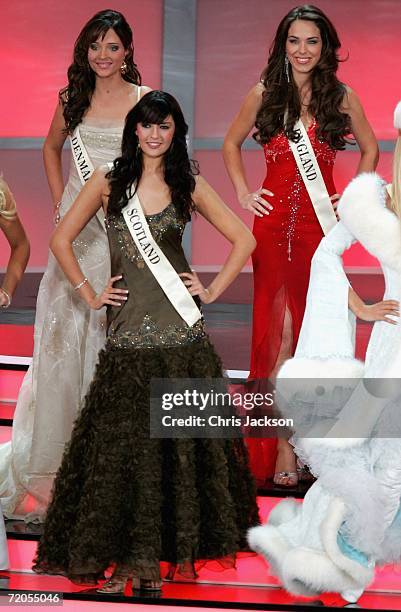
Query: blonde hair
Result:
<box><xmin>391</xmin><ymin>131</ymin><xmax>401</xmax><ymax>219</ymax></box>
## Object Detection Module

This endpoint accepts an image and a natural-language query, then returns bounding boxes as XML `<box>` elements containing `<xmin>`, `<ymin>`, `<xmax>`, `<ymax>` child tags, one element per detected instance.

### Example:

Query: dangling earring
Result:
<box><xmin>121</xmin><ymin>60</ymin><xmax>127</xmax><ymax>74</ymax></box>
<box><xmin>136</xmin><ymin>142</ymin><xmax>141</xmax><ymax>157</ymax></box>
<box><xmin>284</xmin><ymin>56</ymin><xmax>290</xmax><ymax>82</ymax></box>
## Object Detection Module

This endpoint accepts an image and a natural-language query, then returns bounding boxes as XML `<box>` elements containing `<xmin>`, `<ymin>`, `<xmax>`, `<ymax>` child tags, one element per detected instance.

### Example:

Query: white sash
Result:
<box><xmin>70</xmin><ymin>126</ymin><xmax>106</xmax><ymax>231</ymax></box>
<box><xmin>122</xmin><ymin>191</ymin><xmax>202</xmax><ymax>327</ymax></box>
<box><xmin>288</xmin><ymin>119</ymin><xmax>337</xmax><ymax>235</ymax></box>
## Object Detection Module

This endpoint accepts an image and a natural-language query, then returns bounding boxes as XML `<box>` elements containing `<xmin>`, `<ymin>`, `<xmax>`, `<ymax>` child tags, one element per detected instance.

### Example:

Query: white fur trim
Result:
<box><xmin>247</xmin><ymin>523</ymin><xmax>289</xmax><ymax>575</ymax></box>
<box><xmin>281</xmin><ymin>546</ymin><xmax>364</xmax><ymax>596</ymax></box>
<box><xmin>248</xmin><ymin>497</ymin><xmax>373</xmax><ymax>598</ymax></box>
<box><xmin>268</xmin><ymin>498</ymin><xmax>300</xmax><ymax>526</ymax></box>
<box><xmin>300</xmin><ymin>436</ymin><xmax>366</xmax><ymax>451</ymax></box>
<box><xmin>394</xmin><ymin>101</ymin><xmax>401</xmax><ymax>130</ymax></box>
<box><xmin>278</xmin><ymin>357</ymin><xmax>364</xmax><ymax>379</ymax></box>
<box><xmin>338</xmin><ymin>173</ymin><xmax>401</xmax><ymax>271</ymax></box>
<box><xmin>320</xmin><ymin>497</ymin><xmax>374</xmax><ymax>586</ymax></box>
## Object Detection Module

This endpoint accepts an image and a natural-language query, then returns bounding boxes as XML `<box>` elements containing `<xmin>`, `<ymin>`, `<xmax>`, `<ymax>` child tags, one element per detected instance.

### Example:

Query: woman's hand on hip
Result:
<box><xmin>239</xmin><ymin>188</ymin><xmax>274</xmax><ymax>217</ymax></box>
<box><xmin>179</xmin><ymin>271</ymin><xmax>213</xmax><ymax>304</ymax></box>
<box><xmin>88</xmin><ymin>275</ymin><xmax>129</xmax><ymax>310</ymax></box>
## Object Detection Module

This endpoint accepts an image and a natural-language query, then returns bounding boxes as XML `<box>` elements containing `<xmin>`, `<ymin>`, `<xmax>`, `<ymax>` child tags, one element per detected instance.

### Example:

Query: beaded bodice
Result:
<box><xmin>263</xmin><ymin>119</ymin><xmax>336</xmax><ymax>166</ymax></box>
<box><xmin>106</xmin><ymin>204</ymin><xmax>205</xmax><ymax>349</ymax></box>
<box><xmin>62</xmin><ymin>120</ymin><xmax>123</xmax><ymax>223</ymax></box>
<box><xmin>257</xmin><ymin>119</ymin><xmax>337</xmax><ymax>261</ymax></box>
<box><xmin>79</xmin><ymin>124</ymin><xmax>123</xmax><ymax>152</ymax></box>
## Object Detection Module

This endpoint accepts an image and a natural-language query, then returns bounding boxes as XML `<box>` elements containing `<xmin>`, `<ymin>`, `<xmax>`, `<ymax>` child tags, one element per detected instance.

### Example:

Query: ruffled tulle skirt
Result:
<box><xmin>33</xmin><ymin>337</ymin><xmax>259</xmax><ymax>580</ymax></box>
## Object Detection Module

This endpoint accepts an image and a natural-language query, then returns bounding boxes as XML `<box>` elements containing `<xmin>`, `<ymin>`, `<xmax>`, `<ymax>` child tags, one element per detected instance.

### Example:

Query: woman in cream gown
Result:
<box><xmin>0</xmin><ymin>176</ymin><xmax>30</xmax><ymax>565</ymax></box>
<box><xmin>249</xmin><ymin>102</ymin><xmax>401</xmax><ymax>605</ymax></box>
<box><xmin>0</xmin><ymin>9</ymin><xmax>149</xmax><ymax>521</ymax></box>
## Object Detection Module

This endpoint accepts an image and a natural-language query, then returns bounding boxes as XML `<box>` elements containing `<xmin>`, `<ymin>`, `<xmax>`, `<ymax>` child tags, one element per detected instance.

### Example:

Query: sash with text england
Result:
<box><xmin>287</xmin><ymin>118</ymin><xmax>337</xmax><ymax>235</ymax></box>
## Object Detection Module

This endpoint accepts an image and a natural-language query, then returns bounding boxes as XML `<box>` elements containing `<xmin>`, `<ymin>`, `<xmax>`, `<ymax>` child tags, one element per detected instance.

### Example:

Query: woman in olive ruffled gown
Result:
<box><xmin>33</xmin><ymin>91</ymin><xmax>259</xmax><ymax>593</ymax></box>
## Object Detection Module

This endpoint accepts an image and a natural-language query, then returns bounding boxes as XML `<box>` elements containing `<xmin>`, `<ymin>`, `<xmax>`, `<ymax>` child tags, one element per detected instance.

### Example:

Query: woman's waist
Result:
<box><xmin>261</xmin><ymin>173</ymin><xmax>336</xmax><ymax>196</ymax></box>
<box><xmin>107</xmin><ymin>311</ymin><xmax>206</xmax><ymax>350</ymax></box>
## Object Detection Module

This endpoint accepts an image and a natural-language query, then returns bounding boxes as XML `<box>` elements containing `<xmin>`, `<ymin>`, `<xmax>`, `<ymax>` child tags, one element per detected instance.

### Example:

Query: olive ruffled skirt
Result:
<box><xmin>33</xmin><ymin>338</ymin><xmax>259</xmax><ymax>580</ymax></box>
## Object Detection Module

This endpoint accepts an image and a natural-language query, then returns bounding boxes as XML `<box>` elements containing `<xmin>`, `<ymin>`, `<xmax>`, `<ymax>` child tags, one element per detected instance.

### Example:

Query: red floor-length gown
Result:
<box><xmin>248</xmin><ymin>119</ymin><xmax>337</xmax><ymax>483</ymax></box>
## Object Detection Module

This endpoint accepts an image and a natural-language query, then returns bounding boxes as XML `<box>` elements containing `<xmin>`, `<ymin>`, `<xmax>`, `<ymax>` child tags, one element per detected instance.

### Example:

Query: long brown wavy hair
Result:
<box><xmin>255</xmin><ymin>5</ymin><xmax>352</xmax><ymax>150</ymax></box>
<box><xmin>107</xmin><ymin>91</ymin><xmax>199</xmax><ymax>221</ymax></box>
<box><xmin>60</xmin><ymin>9</ymin><xmax>141</xmax><ymax>134</ymax></box>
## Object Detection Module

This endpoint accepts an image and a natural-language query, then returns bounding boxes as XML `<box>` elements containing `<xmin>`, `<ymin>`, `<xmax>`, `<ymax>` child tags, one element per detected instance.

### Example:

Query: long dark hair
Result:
<box><xmin>61</xmin><ymin>9</ymin><xmax>141</xmax><ymax>133</ymax></box>
<box><xmin>107</xmin><ymin>91</ymin><xmax>199</xmax><ymax>220</ymax></box>
<box><xmin>255</xmin><ymin>4</ymin><xmax>352</xmax><ymax>149</ymax></box>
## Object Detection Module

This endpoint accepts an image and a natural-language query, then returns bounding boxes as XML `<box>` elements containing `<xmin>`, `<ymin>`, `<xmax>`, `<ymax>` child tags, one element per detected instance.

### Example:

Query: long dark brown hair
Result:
<box><xmin>255</xmin><ymin>4</ymin><xmax>352</xmax><ymax>149</ymax></box>
<box><xmin>61</xmin><ymin>9</ymin><xmax>141</xmax><ymax>133</ymax></box>
<box><xmin>107</xmin><ymin>91</ymin><xmax>199</xmax><ymax>221</ymax></box>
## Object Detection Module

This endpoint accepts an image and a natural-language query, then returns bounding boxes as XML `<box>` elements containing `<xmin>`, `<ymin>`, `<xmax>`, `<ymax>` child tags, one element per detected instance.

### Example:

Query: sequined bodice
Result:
<box><xmin>63</xmin><ymin>120</ymin><xmax>124</xmax><ymax>217</ymax></box>
<box><xmin>263</xmin><ymin>119</ymin><xmax>336</xmax><ymax>166</ymax></box>
<box><xmin>256</xmin><ymin>120</ymin><xmax>337</xmax><ymax>261</ymax></box>
<box><xmin>106</xmin><ymin>204</ymin><xmax>205</xmax><ymax>349</ymax></box>
<box><xmin>79</xmin><ymin>123</ymin><xmax>123</xmax><ymax>153</ymax></box>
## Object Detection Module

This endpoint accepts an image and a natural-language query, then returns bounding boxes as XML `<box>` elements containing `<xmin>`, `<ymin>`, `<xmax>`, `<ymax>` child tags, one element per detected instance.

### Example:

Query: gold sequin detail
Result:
<box><xmin>107</xmin><ymin>204</ymin><xmax>186</xmax><ymax>267</ymax></box>
<box><xmin>108</xmin><ymin>314</ymin><xmax>205</xmax><ymax>349</ymax></box>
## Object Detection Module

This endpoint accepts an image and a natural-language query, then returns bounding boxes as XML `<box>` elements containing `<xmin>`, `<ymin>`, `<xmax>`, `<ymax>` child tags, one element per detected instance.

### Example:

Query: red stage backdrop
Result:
<box><xmin>0</xmin><ymin>0</ymin><xmax>399</xmax><ymax>270</ymax></box>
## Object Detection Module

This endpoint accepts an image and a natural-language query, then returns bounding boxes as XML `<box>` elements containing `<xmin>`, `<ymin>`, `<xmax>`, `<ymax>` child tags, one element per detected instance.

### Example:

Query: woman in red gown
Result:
<box><xmin>223</xmin><ymin>5</ymin><xmax>378</xmax><ymax>486</ymax></box>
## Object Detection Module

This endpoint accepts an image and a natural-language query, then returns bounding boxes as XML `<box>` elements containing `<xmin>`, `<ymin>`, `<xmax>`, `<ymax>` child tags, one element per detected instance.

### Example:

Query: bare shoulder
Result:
<box><xmin>248</xmin><ymin>82</ymin><xmax>265</xmax><ymax>103</ymax></box>
<box><xmin>239</xmin><ymin>83</ymin><xmax>265</xmax><ymax>120</ymax></box>
<box><xmin>140</xmin><ymin>85</ymin><xmax>152</xmax><ymax>95</ymax></box>
<box><xmin>193</xmin><ymin>174</ymin><xmax>209</xmax><ymax>197</ymax></box>
<box><xmin>192</xmin><ymin>175</ymin><xmax>229</xmax><ymax>215</ymax></box>
<box><xmin>341</xmin><ymin>85</ymin><xmax>363</xmax><ymax>113</ymax></box>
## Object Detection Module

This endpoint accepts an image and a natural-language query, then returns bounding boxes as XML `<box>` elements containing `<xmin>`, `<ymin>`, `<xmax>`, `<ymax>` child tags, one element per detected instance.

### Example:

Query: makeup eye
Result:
<box><xmin>287</xmin><ymin>37</ymin><xmax>298</xmax><ymax>43</ymax></box>
<box><xmin>110</xmin><ymin>45</ymin><xmax>120</xmax><ymax>52</ymax></box>
<box><xmin>160</xmin><ymin>124</ymin><xmax>171</xmax><ymax>130</ymax></box>
<box><xmin>141</xmin><ymin>123</ymin><xmax>151</xmax><ymax>128</ymax></box>
<box><xmin>89</xmin><ymin>43</ymin><xmax>98</xmax><ymax>51</ymax></box>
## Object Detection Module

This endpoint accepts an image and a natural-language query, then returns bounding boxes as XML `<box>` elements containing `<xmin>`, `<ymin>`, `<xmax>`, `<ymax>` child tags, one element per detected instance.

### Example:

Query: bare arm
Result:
<box><xmin>49</xmin><ymin>167</ymin><xmax>127</xmax><ymax>310</ymax></box>
<box><xmin>349</xmin><ymin>287</ymin><xmax>398</xmax><ymax>324</ymax></box>
<box><xmin>223</xmin><ymin>83</ymin><xmax>273</xmax><ymax>217</ymax></box>
<box><xmin>180</xmin><ymin>176</ymin><xmax>256</xmax><ymax>303</ymax></box>
<box><xmin>0</xmin><ymin>182</ymin><xmax>30</xmax><ymax>306</ymax></box>
<box><xmin>342</xmin><ymin>87</ymin><xmax>379</xmax><ymax>174</ymax></box>
<box><xmin>43</xmin><ymin>100</ymin><xmax>68</xmax><ymax>212</ymax></box>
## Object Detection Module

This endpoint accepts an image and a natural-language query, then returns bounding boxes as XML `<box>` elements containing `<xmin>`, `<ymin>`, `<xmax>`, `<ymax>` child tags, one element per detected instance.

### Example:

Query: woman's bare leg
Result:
<box><xmin>271</xmin><ymin>308</ymin><xmax>298</xmax><ymax>486</ymax></box>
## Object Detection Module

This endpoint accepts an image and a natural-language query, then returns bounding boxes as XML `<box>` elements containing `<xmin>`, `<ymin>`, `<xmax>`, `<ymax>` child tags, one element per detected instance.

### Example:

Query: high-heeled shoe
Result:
<box><xmin>136</xmin><ymin>578</ymin><xmax>163</xmax><ymax>591</ymax></box>
<box><xmin>97</xmin><ymin>574</ymin><xmax>131</xmax><ymax>594</ymax></box>
<box><xmin>273</xmin><ymin>470</ymin><xmax>298</xmax><ymax>487</ymax></box>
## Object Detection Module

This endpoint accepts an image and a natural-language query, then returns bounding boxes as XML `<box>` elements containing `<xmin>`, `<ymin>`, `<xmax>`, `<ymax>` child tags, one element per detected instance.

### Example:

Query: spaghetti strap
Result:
<box><xmin>137</xmin><ymin>85</ymin><xmax>141</xmax><ymax>103</ymax></box>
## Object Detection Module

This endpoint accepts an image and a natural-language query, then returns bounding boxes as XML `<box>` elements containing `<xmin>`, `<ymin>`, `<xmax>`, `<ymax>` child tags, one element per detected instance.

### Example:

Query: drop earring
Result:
<box><xmin>284</xmin><ymin>56</ymin><xmax>290</xmax><ymax>82</ymax></box>
<box><xmin>121</xmin><ymin>60</ymin><xmax>127</xmax><ymax>74</ymax></box>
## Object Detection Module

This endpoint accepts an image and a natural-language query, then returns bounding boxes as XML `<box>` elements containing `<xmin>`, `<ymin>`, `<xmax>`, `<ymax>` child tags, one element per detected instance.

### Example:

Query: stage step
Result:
<box><xmin>0</xmin><ymin>569</ymin><xmax>341</xmax><ymax>611</ymax></box>
<box><xmin>2</xmin><ymin>498</ymin><xmax>401</xmax><ymax>610</ymax></box>
<box><xmin>1</xmin><ymin>559</ymin><xmax>401</xmax><ymax>611</ymax></box>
